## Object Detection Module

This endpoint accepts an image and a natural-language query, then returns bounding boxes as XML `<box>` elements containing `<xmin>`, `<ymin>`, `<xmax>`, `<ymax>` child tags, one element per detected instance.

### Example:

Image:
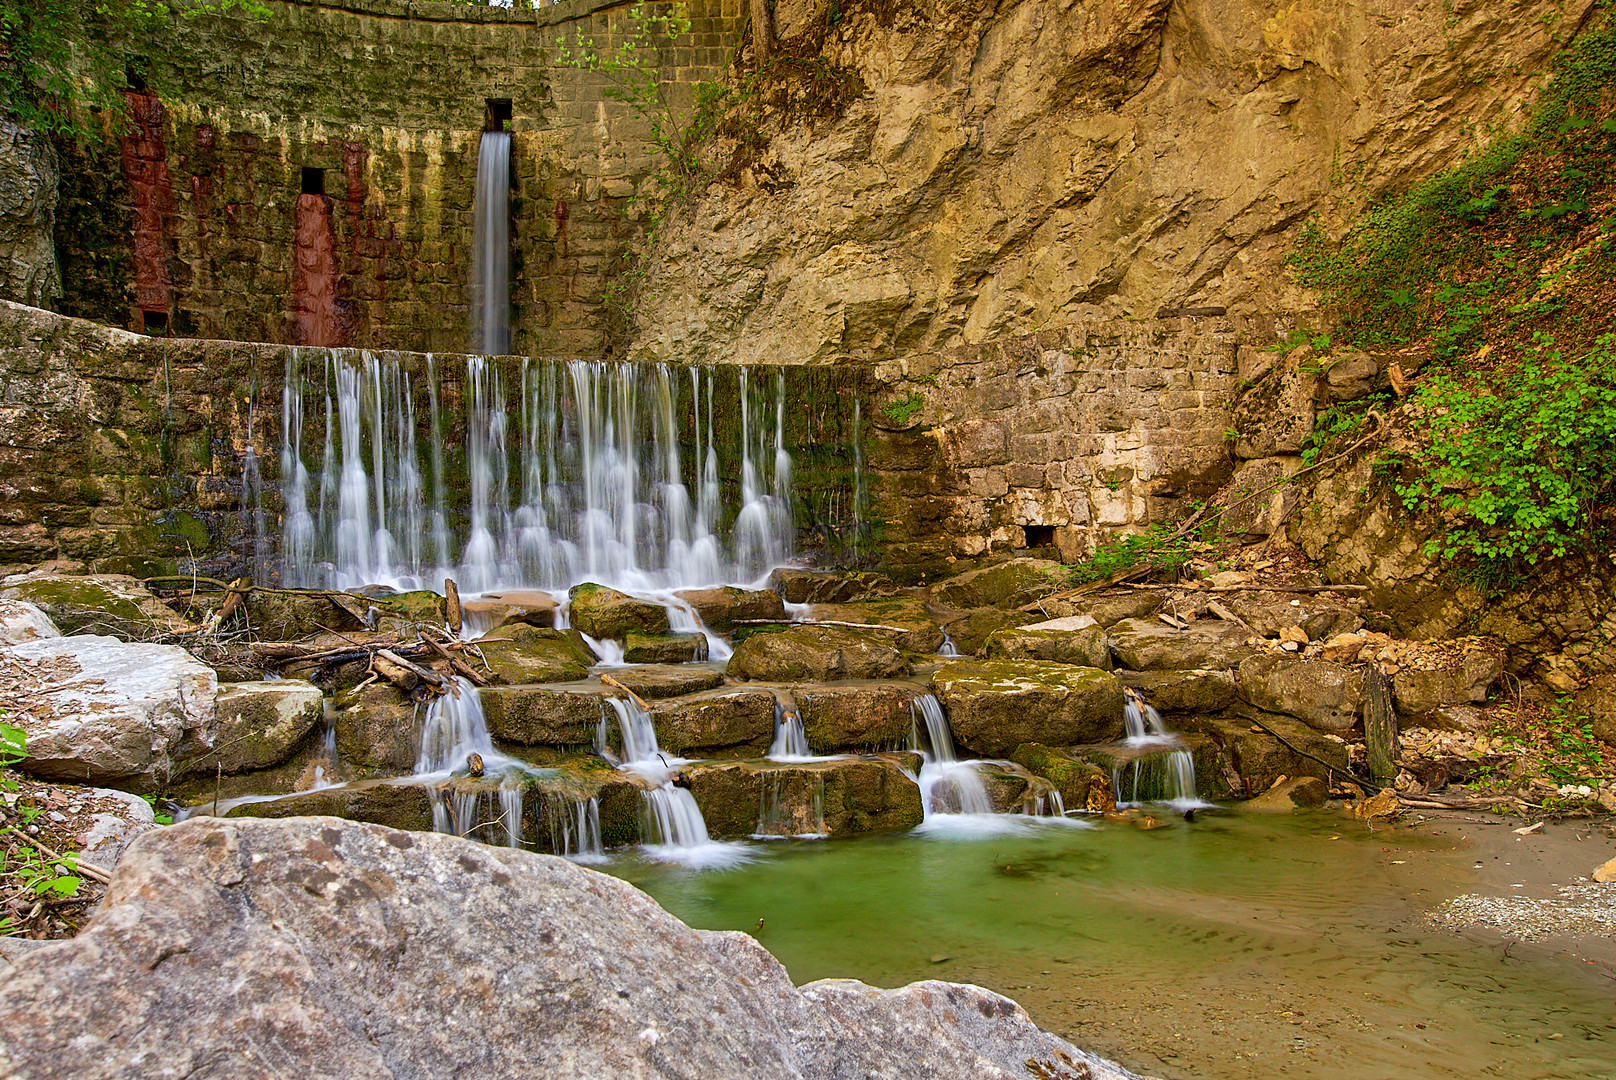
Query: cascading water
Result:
<box><xmin>1114</xmin><ymin>688</ymin><xmax>1203</xmax><ymax>808</ymax></box>
<box><xmin>469</xmin><ymin>130</ymin><xmax>510</xmax><ymax>356</ymax></box>
<box><xmin>768</xmin><ymin>700</ymin><xmax>812</xmax><ymax>761</ymax></box>
<box><xmin>542</xmin><ymin>795</ymin><xmax>605</xmax><ymax>862</ymax></box>
<box><xmin>597</xmin><ymin>695</ymin><xmax>749</xmax><ymax>868</ymax></box>
<box><xmin>910</xmin><ymin>693</ymin><xmax>994</xmax><ymax>822</ymax></box>
<box><xmin>278</xmin><ymin>352</ymin><xmax>798</xmax><ymax>597</ymax></box>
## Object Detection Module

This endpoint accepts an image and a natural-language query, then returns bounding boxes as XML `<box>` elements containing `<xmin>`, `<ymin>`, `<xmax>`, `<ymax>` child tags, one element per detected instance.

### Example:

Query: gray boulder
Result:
<box><xmin>1107</xmin><ymin>618</ymin><xmax>1259</xmax><ymax>671</ymax></box>
<box><xmin>2</xmin><ymin>634</ymin><xmax>217</xmax><ymax>790</ymax></box>
<box><xmin>0</xmin><ymin>598</ymin><xmax>57</xmax><ymax>644</ymax></box>
<box><xmin>1391</xmin><ymin>649</ymin><xmax>1503</xmax><ymax>717</ymax></box>
<box><xmin>1237</xmin><ymin>653</ymin><xmax>1365</xmax><ymax>734</ymax></box>
<box><xmin>0</xmin><ymin>817</ymin><xmax>1150</xmax><ymax>1080</ymax></box>
<box><xmin>932</xmin><ymin>660</ymin><xmax>1124</xmax><ymax>755</ymax></box>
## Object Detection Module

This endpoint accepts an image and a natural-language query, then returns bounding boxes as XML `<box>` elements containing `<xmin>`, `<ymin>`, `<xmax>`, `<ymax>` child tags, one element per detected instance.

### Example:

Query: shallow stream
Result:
<box><xmin>610</xmin><ymin>812</ymin><xmax>1615</xmax><ymax>1080</ymax></box>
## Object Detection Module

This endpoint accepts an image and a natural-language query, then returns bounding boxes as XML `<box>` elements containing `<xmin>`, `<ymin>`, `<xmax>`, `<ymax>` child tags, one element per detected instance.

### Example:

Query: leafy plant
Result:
<box><xmin>556</xmin><ymin>3</ymin><xmax>721</xmax><ymax>209</ymax></box>
<box><xmin>881</xmin><ymin>391</ymin><xmax>924</xmax><ymax>425</ymax></box>
<box><xmin>1393</xmin><ymin>332</ymin><xmax>1616</xmax><ymax>584</ymax></box>
<box><xmin>0</xmin><ymin>723</ymin><xmax>85</xmax><ymax>934</ymax></box>
<box><xmin>1065</xmin><ymin>525</ymin><xmax>1204</xmax><ymax>585</ymax></box>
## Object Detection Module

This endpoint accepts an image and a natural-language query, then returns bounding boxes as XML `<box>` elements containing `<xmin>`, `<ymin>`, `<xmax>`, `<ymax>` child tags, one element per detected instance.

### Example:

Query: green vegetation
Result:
<box><xmin>1</xmin><ymin>0</ymin><xmax>268</xmax><ymax>140</ymax></box>
<box><xmin>1392</xmin><ymin>333</ymin><xmax>1616</xmax><ymax>585</ymax></box>
<box><xmin>880</xmin><ymin>391</ymin><xmax>924</xmax><ymax>426</ymax></box>
<box><xmin>1064</xmin><ymin>525</ymin><xmax>1204</xmax><ymax>586</ymax></box>
<box><xmin>1290</xmin><ymin>21</ymin><xmax>1616</xmax><ymax>584</ymax></box>
<box><xmin>557</xmin><ymin>3</ymin><xmax>722</xmax><ymax>208</ymax></box>
<box><xmin>1291</xmin><ymin>23</ymin><xmax>1616</xmax><ymax>355</ymax></box>
<box><xmin>1</xmin><ymin>722</ymin><xmax>87</xmax><ymax>935</ymax></box>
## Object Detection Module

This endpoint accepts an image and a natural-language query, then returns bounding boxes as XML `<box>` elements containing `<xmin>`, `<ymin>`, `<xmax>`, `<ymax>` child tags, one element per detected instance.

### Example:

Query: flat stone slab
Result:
<box><xmin>1</xmin><ymin>634</ymin><xmax>217</xmax><ymax>790</ymax></box>
<box><xmin>1107</xmin><ymin>617</ymin><xmax>1260</xmax><ymax>671</ymax></box>
<box><xmin>931</xmin><ymin>660</ymin><xmax>1124</xmax><ymax>756</ymax></box>
<box><xmin>793</xmin><ymin>682</ymin><xmax>918</xmax><ymax>752</ymax></box>
<box><xmin>568</xmin><ymin>583</ymin><xmax>670</xmax><ymax>639</ymax></box>
<box><xmin>1115</xmin><ymin>669</ymin><xmax>1238</xmax><ymax>713</ymax></box>
<box><xmin>481</xmin><ymin>684</ymin><xmax>612</xmax><ymax>747</ymax></box>
<box><xmin>648</xmin><ymin>688</ymin><xmax>777</xmax><ymax>756</ymax></box>
<box><xmin>0</xmin><ymin>573</ymin><xmax>194</xmax><ymax>637</ymax></box>
<box><xmin>605</xmin><ymin>664</ymin><xmax>726</xmax><ymax>700</ymax></box>
<box><xmin>727</xmin><ymin>625</ymin><xmax>910</xmax><ymax>683</ymax></box>
<box><xmin>983</xmin><ymin>625</ymin><xmax>1110</xmax><ymax>669</ymax></box>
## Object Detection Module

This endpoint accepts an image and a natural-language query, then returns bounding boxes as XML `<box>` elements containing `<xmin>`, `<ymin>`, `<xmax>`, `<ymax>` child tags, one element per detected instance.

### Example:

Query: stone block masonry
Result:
<box><xmin>53</xmin><ymin>0</ymin><xmax>745</xmax><ymax>357</ymax></box>
<box><xmin>864</xmin><ymin>313</ymin><xmax>1295</xmax><ymax>583</ymax></box>
<box><xmin>0</xmin><ymin>301</ymin><xmax>858</xmax><ymax>577</ymax></box>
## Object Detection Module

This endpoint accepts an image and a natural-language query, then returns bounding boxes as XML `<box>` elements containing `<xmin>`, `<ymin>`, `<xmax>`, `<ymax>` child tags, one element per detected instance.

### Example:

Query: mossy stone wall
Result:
<box><xmin>53</xmin><ymin>0</ymin><xmax>744</xmax><ymax>356</ymax></box>
<box><xmin>0</xmin><ymin>301</ymin><xmax>861</xmax><ymax>577</ymax></box>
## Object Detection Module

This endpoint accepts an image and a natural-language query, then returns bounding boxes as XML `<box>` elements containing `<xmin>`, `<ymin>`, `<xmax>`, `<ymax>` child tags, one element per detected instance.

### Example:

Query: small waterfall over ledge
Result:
<box><xmin>277</xmin><ymin>351</ymin><xmax>812</xmax><ymax>593</ymax></box>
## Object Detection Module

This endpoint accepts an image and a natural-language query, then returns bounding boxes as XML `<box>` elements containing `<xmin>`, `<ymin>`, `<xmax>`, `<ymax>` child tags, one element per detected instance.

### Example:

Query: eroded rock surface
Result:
<box><xmin>933</xmin><ymin>660</ymin><xmax>1124</xmax><ymax>755</ymax></box>
<box><xmin>728</xmin><ymin>625</ymin><xmax>911</xmax><ymax>682</ymax></box>
<box><xmin>2</xmin><ymin>634</ymin><xmax>216</xmax><ymax>790</ymax></box>
<box><xmin>0</xmin><ymin>817</ymin><xmax>1149</xmax><ymax>1080</ymax></box>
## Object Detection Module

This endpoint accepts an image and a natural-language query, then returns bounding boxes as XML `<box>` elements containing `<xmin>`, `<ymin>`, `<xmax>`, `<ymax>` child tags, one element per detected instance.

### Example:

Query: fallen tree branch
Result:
<box><xmin>418</xmin><ymin>632</ymin><xmax>489</xmax><ymax>687</ymax></box>
<box><xmin>731</xmin><ymin>619</ymin><xmax>914</xmax><ymax>634</ymax></box>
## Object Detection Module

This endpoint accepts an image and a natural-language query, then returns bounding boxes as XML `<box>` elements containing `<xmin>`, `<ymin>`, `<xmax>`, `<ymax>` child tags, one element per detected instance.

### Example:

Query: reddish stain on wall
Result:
<box><xmin>120</xmin><ymin>91</ymin><xmax>174</xmax><ymax>318</ymax></box>
<box><xmin>292</xmin><ymin>193</ymin><xmax>347</xmax><ymax>347</ymax></box>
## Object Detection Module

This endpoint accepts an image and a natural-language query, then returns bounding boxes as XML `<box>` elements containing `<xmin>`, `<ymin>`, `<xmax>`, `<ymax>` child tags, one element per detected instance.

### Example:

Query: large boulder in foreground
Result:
<box><xmin>932</xmin><ymin>660</ymin><xmax>1124</xmax><ymax>755</ymax></box>
<box><xmin>727</xmin><ymin>625</ymin><xmax>911</xmax><ymax>682</ymax></box>
<box><xmin>1</xmin><ymin>634</ymin><xmax>216</xmax><ymax>790</ymax></box>
<box><xmin>0</xmin><ymin>818</ymin><xmax>1149</xmax><ymax>1080</ymax></box>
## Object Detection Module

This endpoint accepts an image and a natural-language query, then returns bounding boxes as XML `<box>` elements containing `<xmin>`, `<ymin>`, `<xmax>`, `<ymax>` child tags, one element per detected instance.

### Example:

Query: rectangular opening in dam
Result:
<box><xmin>300</xmin><ymin>168</ymin><xmax>325</xmax><ymax>196</ymax></box>
<box><xmin>485</xmin><ymin>99</ymin><xmax>512</xmax><ymax>131</ymax></box>
<box><xmin>139</xmin><ymin>310</ymin><xmax>167</xmax><ymax>335</ymax></box>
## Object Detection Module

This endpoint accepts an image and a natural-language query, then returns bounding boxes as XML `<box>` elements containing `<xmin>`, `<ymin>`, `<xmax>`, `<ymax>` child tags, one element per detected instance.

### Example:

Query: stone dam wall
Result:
<box><xmin>1</xmin><ymin>301</ymin><xmax>1285</xmax><ymax>581</ymax></box>
<box><xmin>53</xmin><ymin>0</ymin><xmax>745</xmax><ymax>357</ymax></box>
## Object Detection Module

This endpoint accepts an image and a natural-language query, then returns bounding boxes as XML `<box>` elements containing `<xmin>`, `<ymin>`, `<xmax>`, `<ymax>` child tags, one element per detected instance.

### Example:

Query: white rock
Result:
<box><xmin>3</xmin><ymin>635</ymin><xmax>217</xmax><ymax>790</ymax></box>
<box><xmin>0</xmin><ymin>599</ymin><xmax>58</xmax><ymax>645</ymax></box>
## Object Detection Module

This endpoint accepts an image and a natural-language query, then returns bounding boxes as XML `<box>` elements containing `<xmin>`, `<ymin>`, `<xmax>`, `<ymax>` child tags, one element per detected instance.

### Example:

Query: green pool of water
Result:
<box><xmin>608</xmin><ymin>812</ymin><xmax>1615</xmax><ymax>1080</ymax></box>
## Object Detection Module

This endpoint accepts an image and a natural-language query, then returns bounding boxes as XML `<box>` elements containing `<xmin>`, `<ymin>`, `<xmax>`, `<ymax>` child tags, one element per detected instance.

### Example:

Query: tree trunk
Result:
<box><xmin>1365</xmin><ymin>664</ymin><xmax>1399</xmax><ymax>783</ymax></box>
<box><xmin>751</xmin><ymin>0</ymin><xmax>774</xmax><ymax>59</ymax></box>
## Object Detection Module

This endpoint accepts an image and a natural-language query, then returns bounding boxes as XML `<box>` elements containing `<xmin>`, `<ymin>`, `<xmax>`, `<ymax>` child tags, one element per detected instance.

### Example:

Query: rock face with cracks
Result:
<box><xmin>0</xmin><ymin>817</ymin><xmax>1151</xmax><ymax>1080</ymax></box>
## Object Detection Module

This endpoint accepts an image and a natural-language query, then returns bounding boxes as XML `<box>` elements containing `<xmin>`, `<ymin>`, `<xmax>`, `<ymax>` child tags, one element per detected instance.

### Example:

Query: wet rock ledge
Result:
<box><xmin>0</xmin><ymin>817</ymin><xmax>1153</xmax><ymax>1080</ymax></box>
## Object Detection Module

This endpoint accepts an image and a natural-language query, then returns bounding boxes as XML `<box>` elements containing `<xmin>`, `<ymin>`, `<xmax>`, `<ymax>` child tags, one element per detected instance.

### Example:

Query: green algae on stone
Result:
<box><xmin>931</xmin><ymin>659</ymin><xmax>1124</xmax><ymax>755</ymax></box>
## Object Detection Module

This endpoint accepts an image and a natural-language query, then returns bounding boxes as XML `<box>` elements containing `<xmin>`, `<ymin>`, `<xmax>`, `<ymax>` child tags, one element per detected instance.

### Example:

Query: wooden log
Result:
<box><xmin>599</xmin><ymin>674</ymin><xmax>650</xmax><ymax>712</ymax></box>
<box><xmin>371</xmin><ymin>652</ymin><xmax>420</xmax><ymax>692</ymax></box>
<box><xmin>1364</xmin><ymin>663</ymin><xmax>1399</xmax><ymax>783</ymax></box>
<box><xmin>418</xmin><ymin>632</ymin><xmax>489</xmax><ymax>687</ymax></box>
<box><xmin>377</xmin><ymin>648</ymin><xmax>444</xmax><ymax>689</ymax></box>
<box><xmin>445</xmin><ymin>577</ymin><xmax>463</xmax><ymax>635</ymax></box>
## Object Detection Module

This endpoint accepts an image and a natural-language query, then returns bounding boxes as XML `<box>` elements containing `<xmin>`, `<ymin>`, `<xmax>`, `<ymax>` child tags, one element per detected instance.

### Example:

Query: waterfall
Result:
<box><xmin>416</xmin><ymin>678</ymin><xmax>503</xmax><ymax>775</ymax></box>
<box><xmin>543</xmin><ymin>795</ymin><xmax>605</xmax><ymax>862</ymax></box>
<box><xmin>598</xmin><ymin>695</ymin><xmax>749</xmax><ymax>868</ymax></box>
<box><xmin>469</xmin><ymin>130</ymin><xmax>510</xmax><ymax>356</ymax></box>
<box><xmin>278</xmin><ymin>351</ymin><xmax>803</xmax><ymax>595</ymax></box>
<box><xmin>768</xmin><ymin>700</ymin><xmax>812</xmax><ymax>761</ymax></box>
<box><xmin>1116</xmin><ymin>688</ymin><xmax>1203</xmax><ymax>808</ymax></box>
<box><xmin>910</xmin><ymin>693</ymin><xmax>995</xmax><ymax>822</ymax></box>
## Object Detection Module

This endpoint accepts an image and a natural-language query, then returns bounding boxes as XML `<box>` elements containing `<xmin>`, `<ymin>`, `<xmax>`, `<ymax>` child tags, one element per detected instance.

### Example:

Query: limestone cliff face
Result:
<box><xmin>0</xmin><ymin>122</ymin><xmax>61</xmax><ymax>308</ymax></box>
<box><xmin>629</xmin><ymin>0</ymin><xmax>1597</xmax><ymax>365</ymax></box>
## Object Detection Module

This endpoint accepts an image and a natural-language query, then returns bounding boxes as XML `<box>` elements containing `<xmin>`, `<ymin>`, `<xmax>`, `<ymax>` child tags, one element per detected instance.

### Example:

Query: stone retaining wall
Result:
<box><xmin>0</xmin><ymin>301</ymin><xmax>856</xmax><ymax>577</ymax></box>
<box><xmin>864</xmin><ymin>313</ymin><xmax>1296</xmax><ymax>582</ymax></box>
<box><xmin>53</xmin><ymin>0</ymin><xmax>745</xmax><ymax>356</ymax></box>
